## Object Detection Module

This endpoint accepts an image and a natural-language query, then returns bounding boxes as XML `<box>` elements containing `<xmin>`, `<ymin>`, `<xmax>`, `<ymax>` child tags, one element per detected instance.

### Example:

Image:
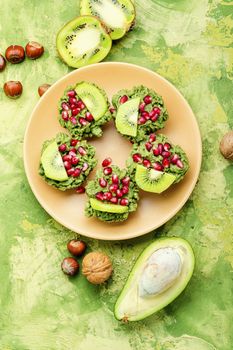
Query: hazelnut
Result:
<box><xmin>0</xmin><ymin>54</ymin><xmax>6</xmax><ymax>72</ymax></box>
<box><xmin>220</xmin><ymin>131</ymin><xmax>233</xmax><ymax>161</ymax></box>
<box><xmin>67</xmin><ymin>240</ymin><xmax>86</xmax><ymax>256</ymax></box>
<box><xmin>61</xmin><ymin>257</ymin><xmax>79</xmax><ymax>276</ymax></box>
<box><xmin>82</xmin><ymin>252</ymin><xmax>113</xmax><ymax>284</ymax></box>
<box><xmin>26</xmin><ymin>41</ymin><xmax>44</xmax><ymax>59</ymax></box>
<box><xmin>38</xmin><ymin>83</ymin><xmax>51</xmax><ymax>97</ymax></box>
<box><xmin>5</xmin><ymin>45</ymin><xmax>25</xmax><ymax>64</ymax></box>
<box><xmin>4</xmin><ymin>81</ymin><xmax>23</xmax><ymax>99</ymax></box>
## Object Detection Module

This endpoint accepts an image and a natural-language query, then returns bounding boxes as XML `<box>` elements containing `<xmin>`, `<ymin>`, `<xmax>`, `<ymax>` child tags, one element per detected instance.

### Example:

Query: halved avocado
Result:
<box><xmin>114</xmin><ymin>237</ymin><xmax>195</xmax><ymax>322</ymax></box>
<box><xmin>56</xmin><ymin>15</ymin><xmax>112</xmax><ymax>68</ymax></box>
<box><xmin>90</xmin><ymin>198</ymin><xmax>128</xmax><ymax>214</ymax></box>
<box><xmin>80</xmin><ymin>0</ymin><xmax>136</xmax><ymax>40</ymax></box>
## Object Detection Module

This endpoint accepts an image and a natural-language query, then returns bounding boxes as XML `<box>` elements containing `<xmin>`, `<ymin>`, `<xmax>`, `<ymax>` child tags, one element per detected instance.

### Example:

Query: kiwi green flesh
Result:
<box><xmin>75</xmin><ymin>82</ymin><xmax>108</xmax><ymax>121</ymax></box>
<box><xmin>90</xmin><ymin>198</ymin><xmax>128</xmax><ymax>213</ymax></box>
<box><xmin>41</xmin><ymin>142</ymin><xmax>68</xmax><ymax>181</ymax></box>
<box><xmin>135</xmin><ymin>165</ymin><xmax>176</xmax><ymax>193</ymax></box>
<box><xmin>116</xmin><ymin>97</ymin><xmax>140</xmax><ymax>137</ymax></box>
<box><xmin>80</xmin><ymin>0</ymin><xmax>135</xmax><ymax>40</ymax></box>
<box><xmin>56</xmin><ymin>15</ymin><xmax>112</xmax><ymax>68</ymax></box>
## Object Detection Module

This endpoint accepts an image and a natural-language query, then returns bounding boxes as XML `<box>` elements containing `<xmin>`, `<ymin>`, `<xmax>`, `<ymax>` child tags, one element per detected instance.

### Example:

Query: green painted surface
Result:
<box><xmin>0</xmin><ymin>0</ymin><xmax>233</xmax><ymax>349</ymax></box>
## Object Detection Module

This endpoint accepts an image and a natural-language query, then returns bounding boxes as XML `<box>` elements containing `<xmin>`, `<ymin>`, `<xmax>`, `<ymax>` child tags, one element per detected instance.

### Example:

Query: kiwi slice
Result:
<box><xmin>90</xmin><ymin>198</ymin><xmax>128</xmax><ymax>213</ymax></box>
<box><xmin>75</xmin><ymin>81</ymin><xmax>108</xmax><ymax>121</ymax></box>
<box><xmin>41</xmin><ymin>141</ymin><xmax>68</xmax><ymax>181</ymax></box>
<box><xmin>135</xmin><ymin>164</ymin><xmax>176</xmax><ymax>193</ymax></box>
<box><xmin>116</xmin><ymin>97</ymin><xmax>140</xmax><ymax>137</ymax></box>
<box><xmin>80</xmin><ymin>0</ymin><xmax>135</xmax><ymax>40</ymax></box>
<box><xmin>56</xmin><ymin>16</ymin><xmax>112</xmax><ymax>68</ymax></box>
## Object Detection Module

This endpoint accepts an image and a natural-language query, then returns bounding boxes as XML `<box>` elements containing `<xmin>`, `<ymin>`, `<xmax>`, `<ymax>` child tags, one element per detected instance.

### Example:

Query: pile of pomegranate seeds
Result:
<box><xmin>58</xmin><ymin>139</ymin><xmax>90</xmax><ymax>178</ymax></box>
<box><xmin>95</xmin><ymin>157</ymin><xmax>130</xmax><ymax>206</ymax></box>
<box><xmin>61</xmin><ymin>90</ymin><xmax>94</xmax><ymax>126</ymax></box>
<box><xmin>132</xmin><ymin>134</ymin><xmax>184</xmax><ymax>171</ymax></box>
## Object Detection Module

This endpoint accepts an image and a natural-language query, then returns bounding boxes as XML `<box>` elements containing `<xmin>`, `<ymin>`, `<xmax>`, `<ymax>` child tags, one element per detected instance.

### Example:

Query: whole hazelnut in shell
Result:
<box><xmin>220</xmin><ymin>131</ymin><xmax>233</xmax><ymax>160</ymax></box>
<box><xmin>82</xmin><ymin>252</ymin><xmax>113</xmax><ymax>285</ymax></box>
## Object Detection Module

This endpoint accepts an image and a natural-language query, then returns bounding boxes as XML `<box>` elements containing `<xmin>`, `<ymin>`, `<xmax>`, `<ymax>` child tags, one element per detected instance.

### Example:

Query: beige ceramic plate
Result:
<box><xmin>24</xmin><ymin>62</ymin><xmax>202</xmax><ymax>241</ymax></box>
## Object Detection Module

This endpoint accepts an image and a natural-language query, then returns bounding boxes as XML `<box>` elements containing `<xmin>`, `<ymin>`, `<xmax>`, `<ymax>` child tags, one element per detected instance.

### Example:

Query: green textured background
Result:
<box><xmin>0</xmin><ymin>1</ymin><xmax>233</xmax><ymax>349</ymax></box>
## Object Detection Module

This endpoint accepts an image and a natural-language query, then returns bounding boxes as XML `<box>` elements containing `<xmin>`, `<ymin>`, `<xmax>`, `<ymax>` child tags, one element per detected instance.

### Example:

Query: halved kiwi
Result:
<box><xmin>56</xmin><ymin>15</ymin><xmax>112</xmax><ymax>68</ymax></box>
<box><xmin>80</xmin><ymin>0</ymin><xmax>136</xmax><ymax>40</ymax></box>
<box><xmin>41</xmin><ymin>141</ymin><xmax>68</xmax><ymax>181</ymax></box>
<box><xmin>90</xmin><ymin>198</ymin><xmax>128</xmax><ymax>213</ymax></box>
<box><xmin>135</xmin><ymin>164</ymin><xmax>176</xmax><ymax>193</ymax></box>
<box><xmin>115</xmin><ymin>97</ymin><xmax>140</xmax><ymax>137</ymax></box>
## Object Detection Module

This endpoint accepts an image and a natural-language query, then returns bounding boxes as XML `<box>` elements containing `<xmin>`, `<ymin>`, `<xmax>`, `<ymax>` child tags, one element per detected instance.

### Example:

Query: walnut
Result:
<box><xmin>220</xmin><ymin>131</ymin><xmax>233</xmax><ymax>160</ymax></box>
<box><xmin>82</xmin><ymin>252</ymin><xmax>113</xmax><ymax>284</ymax></box>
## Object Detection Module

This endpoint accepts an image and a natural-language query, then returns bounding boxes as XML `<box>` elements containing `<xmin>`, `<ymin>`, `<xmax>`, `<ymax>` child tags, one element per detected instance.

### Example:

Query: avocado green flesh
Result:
<box><xmin>90</xmin><ymin>198</ymin><xmax>128</xmax><ymax>213</ymax></box>
<box><xmin>114</xmin><ymin>238</ymin><xmax>195</xmax><ymax>322</ymax></box>
<box><xmin>116</xmin><ymin>97</ymin><xmax>140</xmax><ymax>137</ymax></box>
<box><xmin>41</xmin><ymin>142</ymin><xmax>68</xmax><ymax>181</ymax></box>
<box><xmin>135</xmin><ymin>164</ymin><xmax>176</xmax><ymax>193</ymax></box>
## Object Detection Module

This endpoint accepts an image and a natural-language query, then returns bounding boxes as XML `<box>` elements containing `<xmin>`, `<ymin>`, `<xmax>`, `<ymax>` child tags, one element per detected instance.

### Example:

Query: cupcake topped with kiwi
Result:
<box><xmin>59</xmin><ymin>81</ymin><xmax>112</xmax><ymax>139</ymax></box>
<box><xmin>112</xmin><ymin>86</ymin><xmax>169</xmax><ymax>142</ymax></box>
<box><xmin>85</xmin><ymin>158</ymin><xmax>139</xmax><ymax>222</ymax></box>
<box><xmin>128</xmin><ymin>134</ymin><xmax>189</xmax><ymax>193</ymax></box>
<box><xmin>39</xmin><ymin>133</ymin><xmax>97</xmax><ymax>191</ymax></box>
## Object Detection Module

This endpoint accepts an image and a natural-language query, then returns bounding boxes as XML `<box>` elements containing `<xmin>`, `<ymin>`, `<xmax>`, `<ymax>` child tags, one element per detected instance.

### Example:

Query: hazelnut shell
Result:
<box><xmin>220</xmin><ymin>131</ymin><xmax>233</xmax><ymax>160</ymax></box>
<box><xmin>82</xmin><ymin>252</ymin><xmax>113</xmax><ymax>284</ymax></box>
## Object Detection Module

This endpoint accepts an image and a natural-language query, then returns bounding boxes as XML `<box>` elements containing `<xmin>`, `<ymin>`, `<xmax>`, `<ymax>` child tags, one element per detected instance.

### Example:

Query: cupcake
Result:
<box><xmin>128</xmin><ymin>133</ymin><xmax>189</xmax><ymax>193</ymax></box>
<box><xmin>59</xmin><ymin>81</ymin><xmax>112</xmax><ymax>139</ymax></box>
<box><xmin>39</xmin><ymin>133</ymin><xmax>97</xmax><ymax>191</ymax></box>
<box><xmin>112</xmin><ymin>85</ymin><xmax>168</xmax><ymax>142</ymax></box>
<box><xmin>85</xmin><ymin>158</ymin><xmax>139</xmax><ymax>222</ymax></box>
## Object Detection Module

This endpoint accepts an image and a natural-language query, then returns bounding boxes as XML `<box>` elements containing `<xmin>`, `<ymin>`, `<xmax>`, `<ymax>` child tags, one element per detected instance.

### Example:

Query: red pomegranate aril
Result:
<box><xmin>151</xmin><ymin>115</ymin><xmax>158</xmax><ymax>122</ymax></box>
<box><xmin>78</xmin><ymin>146</ymin><xmax>86</xmax><ymax>156</ymax></box>
<box><xmin>139</xmin><ymin>102</ymin><xmax>146</xmax><ymax>112</ymax></box>
<box><xmin>149</xmin><ymin>134</ymin><xmax>156</xmax><ymax>142</ymax></box>
<box><xmin>70</xmin><ymin>104</ymin><xmax>77</xmax><ymax>110</ymax></box>
<box><xmin>122</xmin><ymin>186</ymin><xmax>129</xmax><ymax>194</ymax></box>
<box><xmin>119</xmin><ymin>95</ymin><xmax>128</xmax><ymax>104</ymax></box>
<box><xmin>162</xmin><ymin>151</ymin><xmax>171</xmax><ymax>158</ymax></box>
<box><xmin>63</xmin><ymin>154</ymin><xmax>72</xmax><ymax>162</ymax></box>
<box><xmin>62</xmin><ymin>111</ymin><xmax>69</xmax><ymax>121</ymax></box>
<box><xmin>96</xmin><ymin>192</ymin><xmax>104</xmax><ymax>201</ymax></box>
<box><xmin>67</xmin><ymin>168</ymin><xmax>75</xmax><ymax>176</ymax></box>
<box><xmin>71</xmin><ymin>157</ymin><xmax>79</xmax><ymax>165</ymax></box>
<box><xmin>153</xmin><ymin>148</ymin><xmax>160</xmax><ymax>156</ymax></box>
<box><xmin>171</xmin><ymin>154</ymin><xmax>179</xmax><ymax>164</ymax></box>
<box><xmin>73</xmin><ymin>168</ymin><xmax>81</xmax><ymax>177</ymax></box>
<box><xmin>112</xmin><ymin>174</ymin><xmax>119</xmax><ymax>184</ymax></box>
<box><xmin>143</xmin><ymin>159</ymin><xmax>151</xmax><ymax>168</ymax></box>
<box><xmin>69</xmin><ymin>97</ymin><xmax>77</xmax><ymax>105</ymax></box>
<box><xmin>61</xmin><ymin>102</ymin><xmax>70</xmax><ymax>111</ymax></box>
<box><xmin>104</xmin><ymin>192</ymin><xmax>112</xmax><ymax>200</ymax></box>
<box><xmin>85</xmin><ymin>112</ymin><xmax>94</xmax><ymax>122</ymax></box>
<box><xmin>149</xmin><ymin>110</ymin><xmax>156</xmax><ymax>118</ymax></box>
<box><xmin>70</xmin><ymin>139</ymin><xmax>78</xmax><ymax>146</ymax></box>
<box><xmin>132</xmin><ymin>153</ymin><xmax>142</xmax><ymax>163</ymax></box>
<box><xmin>103</xmin><ymin>167</ymin><xmax>112</xmax><ymax>176</ymax></box>
<box><xmin>153</xmin><ymin>162</ymin><xmax>164</xmax><ymax>171</ymax></box>
<box><xmin>79</xmin><ymin>117</ymin><xmax>88</xmax><ymax>126</ymax></box>
<box><xmin>138</xmin><ymin>116</ymin><xmax>146</xmax><ymax>125</ymax></box>
<box><xmin>102</xmin><ymin>157</ymin><xmax>112</xmax><ymax>167</ymax></box>
<box><xmin>67</xmin><ymin>90</ymin><xmax>76</xmax><ymax>97</ymax></box>
<box><xmin>153</xmin><ymin>107</ymin><xmax>161</xmax><ymax>115</ymax></box>
<box><xmin>109</xmin><ymin>184</ymin><xmax>118</xmax><ymax>193</ymax></box>
<box><xmin>144</xmin><ymin>95</ymin><xmax>152</xmax><ymax>104</ymax></box>
<box><xmin>116</xmin><ymin>189</ymin><xmax>123</xmax><ymax>198</ymax></box>
<box><xmin>99</xmin><ymin>178</ymin><xmax>107</xmax><ymax>188</ymax></box>
<box><xmin>64</xmin><ymin>161</ymin><xmax>72</xmax><ymax>170</ymax></box>
<box><xmin>142</xmin><ymin>111</ymin><xmax>150</xmax><ymax>120</ymax></box>
<box><xmin>69</xmin><ymin>151</ymin><xmax>77</xmax><ymax>158</ymax></box>
<box><xmin>80</xmin><ymin>103</ymin><xmax>85</xmax><ymax>110</ymax></box>
<box><xmin>122</xmin><ymin>176</ymin><xmax>130</xmax><ymax>186</ymax></box>
<box><xmin>70</xmin><ymin>117</ymin><xmax>77</xmax><ymax>124</ymax></box>
<box><xmin>158</xmin><ymin>143</ymin><xmax>164</xmax><ymax>154</ymax></box>
<box><xmin>120</xmin><ymin>198</ymin><xmax>129</xmax><ymax>206</ymax></box>
<box><xmin>176</xmin><ymin>159</ymin><xmax>184</xmax><ymax>168</ymax></box>
<box><xmin>162</xmin><ymin>158</ymin><xmax>170</xmax><ymax>168</ymax></box>
<box><xmin>82</xmin><ymin>162</ymin><xmax>89</xmax><ymax>172</ymax></box>
<box><xmin>110</xmin><ymin>197</ymin><xmax>118</xmax><ymax>204</ymax></box>
<box><xmin>145</xmin><ymin>142</ymin><xmax>153</xmax><ymax>151</ymax></box>
<box><xmin>109</xmin><ymin>107</ymin><xmax>116</xmax><ymax>114</ymax></box>
<box><xmin>58</xmin><ymin>144</ymin><xmax>67</xmax><ymax>152</ymax></box>
<box><xmin>70</xmin><ymin>147</ymin><xmax>77</xmax><ymax>153</ymax></box>
<box><xmin>75</xmin><ymin>186</ymin><xmax>85</xmax><ymax>194</ymax></box>
<box><xmin>72</xmin><ymin>108</ymin><xmax>80</xmax><ymax>116</ymax></box>
<box><xmin>164</xmin><ymin>143</ymin><xmax>171</xmax><ymax>151</ymax></box>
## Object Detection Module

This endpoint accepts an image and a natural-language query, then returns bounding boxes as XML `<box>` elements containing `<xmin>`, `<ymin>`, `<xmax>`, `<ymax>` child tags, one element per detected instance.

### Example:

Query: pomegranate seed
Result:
<box><xmin>122</xmin><ymin>176</ymin><xmax>130</xmax><ymax>186</ymax></box>
<box><xmin>132</xmin><ymin>153</ymin><xmax>142</xmax><ymax>163</ymax></box>
<box><xmin>171</xmin><ymin>154</ymin><xmax>179</xmax><ymax>164</ymax></box>
<box><xmin>80</xmin><ymin>103</ymin><xmax>85</xmax><ymax>110</ymax></box>
<box><xmin>96</xmin><ymin>192</ymin><xmax>104</xmax><ymax>201</ymax></box>
<box><xmin>79</xmin><ymin>117</ymin><xmax>88</xmax><ymax>126</ymax></box>
<box><xmin>72</xmin><ymin>108</ymin><xmax>80</xmax><ymax>116</ymax></box>
<box><xmin>69</xmin><ymin>97</ymin><xmax>77</xmax><ymax>105</ymax></box>
<box><xmin>73</xmin><ymin>168</ymin><xmax>81</xmax><ymax>177</ymax></box>
<box><xmin>164</xmin><ymin>143</ymin><xmax>171</xmax><ymax>151</ymax></box>
<box><xmin>120</xmin><ymin>198</ymin><xmax>129</xmax><ymax>206</ymax></box>
<box><xmin>153</xmin><ymin>107</ymin><xmax>161</xmax><ymax>115</ymax></box>
<box><xmin>85</xmin><ymin>112</ymin><xmax>94</xmax><ymax>122</ymax></box>
<box><xmin>138</xmin><ymin>116</ymin><xmax>146</xmax><ymax>125</ymax></box>
<box><xmin>75</xmin><ymin>186</ymin><xmax>85</xmax><ymax>194</ymax></box>
<box><xmin>122</xmin><ymin>186</ymin><xmax>129</xmax><ymax>194</ymax></box>
<box><xmin>119</xmin><ymin>95</ymin><xmax>128</xmax><ymax>104</ymax></box>
<box><xmin>116</xmin><ymin>189</ymin><xmax>123</xmax><ymax>198</ymax></box>
<box><xmin>176</xmin><ymin>159</ymin><xmax>184</xmax><ymax>168</ymax></box>
<box><xmin>67</xmin><ymin>90</ymin><xmax>76</xmax><ymax>97</ymax></box>
<box><xmin>109</xmin><ymin>107</ymin><xmax>116</xmax><ymax>114</ymax></box>
<box><xmin>104</xmin><ymin>192</ymin><xmax>112</xmax><ymax>200</ymax></box>
<box><xmin>112</xmin><ymin>174</ymin><xmax>119</xmax><ymax>184</ymax></box>
<box><xmin>82</xmin><ymin>162</ymin><xmax>89</xmax><ymax>172</ymax></box>
<box><xmin>70</xmin><ymin>147</ymin><xmax>77</xmax><ymax>153</ymax></box>
<box><xmin>158</xmin><ymin>143</ymin><xmax>164</xmax><ymax>154</ymax></box>
<box><xmin>76</xmin><ymin>100</ymin><xmax>83</xmax><ymax>108</ymax></box>
<box><xmin>69</xmin><ymin>151</ymin><xmax>77</xmax><ymax>158</ymax></box>
<box><xmin>142</xmin><ymin>111</ymin><xmax>150</xmax><ymax>120</ymax></box>
<box><xmin>58</xmin><ymin>144</ymin><xmax>67</xmax><ymax>152</ymax></box>
<box><xmin>64</xmin><ymin>161</ymin><xmax>72</xmax><ymax>170</ymax></box>
<box><xmin>63</xmin><ymin>155</ymin><xmax>72</xmax><ymax>162</ymax></box>
<box><xmin>143</xmin><ymin>159</ymin><xmax>151</xmax><ymax>168</ymax></box>
<box><xmin>145</xmin><ymin>142</ymin><xmax>153</xmax><ymax>151</ymax></box>
<box><xmin>103</xmin><ymin>167</ymin><xmax>112</xmax><ymax>175</ymax></box>
<box><xmin>67</xmin><ymin>168</ymin><xmax>75</xmax><ymax>176</ymax></box>
<box><xmin>153</xmin><ymin>162</ymin><xmax>164</xmax><ymax>171</ymax></box>
<box><xmin>61</xmin><ymin>102</ymin><xmax>70</xmax><ymax>111</ymax></box>
<box><xmin>70</xmin><ymin>139</ymin><xmax>78</xmax><ymax>146</ymax></box>
<box><xmin>70</xmin><ymin>117</ymin><xmax>77</xmax><ymax>124</ymax></box>
<box><xmin>144</xmin><ymin>95</ymin><xmax>152</xmax><ymax>104</ymax></box>
<box><xmin>139</xmin><ymin>102</ymin><xmax>146</xmax><ymax>112</ymax></box>
<box><xmin>153</xmin><ymin>148</ymin><xmax>160</xmax><ymax>156</ymax></box>
<box><xmin>162</xmin><ymin>151</ymin><xmax>171</xmax><ymax>158</ymax></box>
<box><xmin>109</xmin><ymin>184</ymin><xmax>118</xmax><ymax>193</ymax></box>
<box><xmin>71</xmin><ymin>157</ymin><xmax>79</xmax><ymax>165</ymax></box>
<box><xmin>162</xmin><ymin>158</ymin><xmax>170</xmax><ymax>168</ymax></box>
<box><xmin>149</xmin><ymin>134</ymin><xmax>156</xmax><ymax>142</ymax></box>
<box><xmin>110</xmin><ymin>197</ymin><xmax>118</xmax><ymax>204</ymax></box>
<box><xmin>149</xmin><ymin>109</ymin><xmax>156</xmax><ymax>118</ymax></box>
<box><xmin>62</xmin><ymin>111</ymin><xmax>69</xmax><ymax>121</ymax></box>
<box><xmin>99</xmin><ymin>178</ymin><xmax>107</xmax><ymax>188</ymax></box>
<box><xmin>151</xmin><ymin>115</ymin><xmax>158</xmax><ymax>122</ymax></box>
<box><xmin>70</xmin><ymin>104</ymin><xmax>77</xmax><ymax>110</ymax></box>
<box><xmin>102</xmin><ymin>157</ymin><xmax>112</xmax><ymax>167</ymax></box>
<box><xmin>78</xmin><ymin>146</ymin><xmax>86</xmax><ymax>156</ymax></box>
